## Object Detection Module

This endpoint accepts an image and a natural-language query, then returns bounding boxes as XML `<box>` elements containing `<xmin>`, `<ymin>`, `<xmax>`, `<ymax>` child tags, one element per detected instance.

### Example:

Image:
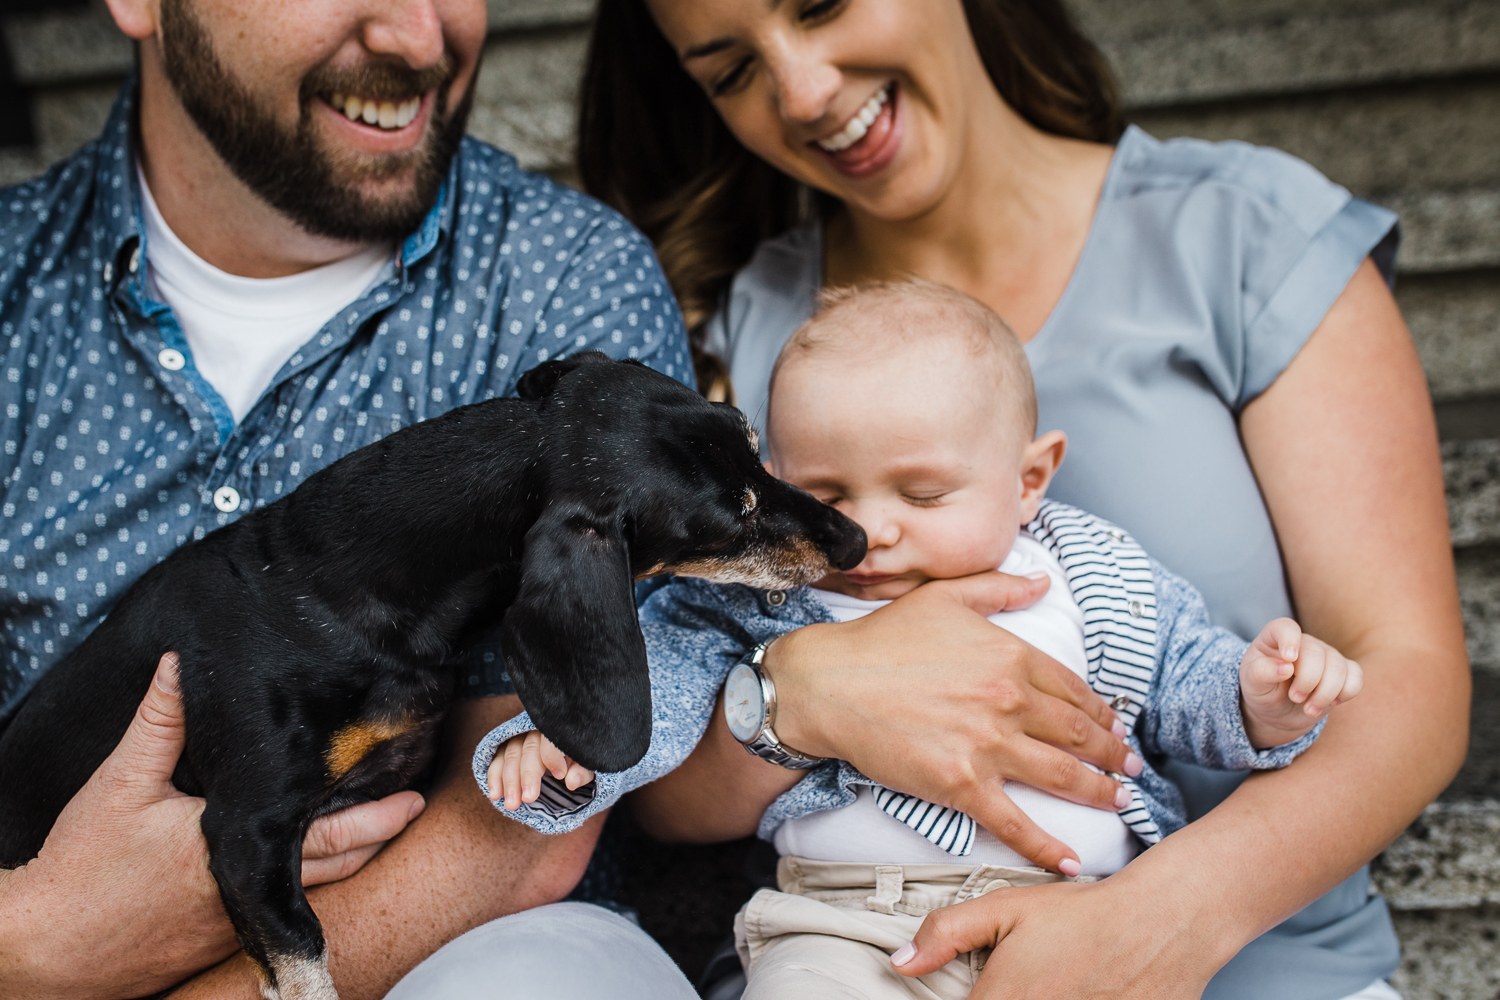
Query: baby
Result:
<box><xmin>482</xmin><ymin>281</ymin><xmax>1362</xmax><ymax>999</ymax></box>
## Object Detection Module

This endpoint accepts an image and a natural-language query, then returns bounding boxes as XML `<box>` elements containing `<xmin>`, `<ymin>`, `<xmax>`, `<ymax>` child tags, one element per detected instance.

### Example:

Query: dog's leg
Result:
<box><xmin>200</xmin><ymin>796</ymin><xmax>338</xmax><ymax>1000</ymax></box>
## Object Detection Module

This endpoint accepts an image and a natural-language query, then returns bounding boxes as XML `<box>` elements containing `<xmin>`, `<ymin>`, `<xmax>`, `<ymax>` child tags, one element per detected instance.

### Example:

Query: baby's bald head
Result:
<box><xmin>768</xmin><ymin>279</ymin><xmax>1037</xmax><ymax>457</ymax></box>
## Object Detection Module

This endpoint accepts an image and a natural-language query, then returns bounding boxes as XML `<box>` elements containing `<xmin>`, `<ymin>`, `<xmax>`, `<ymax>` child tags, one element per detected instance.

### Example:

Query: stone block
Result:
<box><xmin>1065</xmin><ymin>0</ymin><xmax>1415</xmax><ymax>46</ymax></box>
<box><xmin>1447</xmin><ymin>442</ymin><xmax>1500</xmax><ymax>549</ymax></box>
<box><xmin>487</xmin><ymin>0</ymin><xmax>593</xmax><ymax>31</ymax></box>
<box><xmin>1129</xmin><ymin>79</ymin><xmax>1500</xmax><ymax>201</ymax></box>
<box><xmin>1375</xmin><ymin>802</ymin><xmax>1500</xmax><ymax>909</ymax></box>
<box><xmin>1402</xmin><ymin>272</ymin><xmax>1500</xmax><ymax>403</ymax></box>
<box><xmin>2</xmin><ymin>2</ymin><xmax>131</xmax><ymax>87</ymax></box>
<box><xmin>467</xmin><ymin>28</ymin><xmax>588</xmax><ymax>172</ymax></box>
<box><xmin>1098</xmin><ymin>1</ymin><xmax>1500</xmax><ymax>109</ymax></box>
<box><xmin>1442</xmin><ymin>670</ymin><xmax>1500</xmax><ymax>802</ymax></box>
<box><xmin>1389</xmin><ymin>906</ymin><xmax>1500</xmax><ymax>1000</ymax></box>
<box><xmin>1378</xmin><ymin>187</ymin><xmax>1500</xmax><ymax>274</ymax></box>
<box><xmin>1457</xmin><ymin>548</ymin><xmax>1500</xmax><ymax>673</ymax></box>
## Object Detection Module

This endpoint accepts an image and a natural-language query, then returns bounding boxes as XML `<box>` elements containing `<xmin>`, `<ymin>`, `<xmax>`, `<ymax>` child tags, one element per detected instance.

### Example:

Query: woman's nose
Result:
<box><xmin>767</xmin><ymin>43</ymin><xmax>842</xmax><ymax>126</ymax></box>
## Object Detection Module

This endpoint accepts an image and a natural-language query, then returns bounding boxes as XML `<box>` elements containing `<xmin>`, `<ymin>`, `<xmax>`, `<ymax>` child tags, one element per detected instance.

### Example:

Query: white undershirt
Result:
<box><xmin>137</xmin><ymin>164</ymin><xmax>393</xmax><ymax>423</ymax></box>
<box><xmin>774</xmin><ymin>533</ymin><xmax>1141</xmax><ymax>877</ymax></box>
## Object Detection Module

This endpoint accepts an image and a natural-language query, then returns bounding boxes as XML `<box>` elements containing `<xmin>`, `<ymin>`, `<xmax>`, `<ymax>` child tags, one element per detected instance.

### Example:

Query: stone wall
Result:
<box><xmin>2</xmin><ymin>0</ymin><xmax>1496</xmax><ymax>993</ymax></box>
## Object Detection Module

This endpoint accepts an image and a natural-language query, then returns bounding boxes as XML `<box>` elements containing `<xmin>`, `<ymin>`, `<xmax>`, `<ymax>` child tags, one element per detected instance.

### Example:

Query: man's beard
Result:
<box><xmin>158</xmin><ymin>0</ymin><xmax>472</xmax><ymax>243</ymax></box>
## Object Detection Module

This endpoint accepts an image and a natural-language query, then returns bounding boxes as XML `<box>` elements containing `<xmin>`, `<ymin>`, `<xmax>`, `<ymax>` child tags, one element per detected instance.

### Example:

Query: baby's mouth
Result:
<box><xmin>326</xmin><ymin>92</ymin><xmax>423</xmax><ymax>131</ymax></box>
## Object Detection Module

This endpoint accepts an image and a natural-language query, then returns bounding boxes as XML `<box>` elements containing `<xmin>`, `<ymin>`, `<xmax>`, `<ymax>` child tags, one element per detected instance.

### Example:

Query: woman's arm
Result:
<box><xmin>896</xmin><ymin>258</ymin><xmax>1471</xmax><ymax>995</ymax></box>
<box><xmin>631</xmin><ymin>571</ymin><xmax>1139</xmax><ymax>870</ymax></box>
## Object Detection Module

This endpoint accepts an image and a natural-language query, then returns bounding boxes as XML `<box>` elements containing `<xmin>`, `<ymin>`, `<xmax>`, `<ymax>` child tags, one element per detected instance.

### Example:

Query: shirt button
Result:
<box><xmin>158</xmin><ymin>348</ymin><xmax>186</xmax><ymax>371</ymax></box>
<box><xmin>766</xmin><ymin>590</ymin><xmax>786</xmax><ymax>607</ymax></box>
<box><xmin>1129</xmin><ymin>600</ymin><xmax>1144</xmax><ymax>618</ymax></box>
<box><xmin>102</xmin><ymin>261</ymin><xmax>113</xmax><ymax>284</ymax></box>
<box><xmin>1108</xmin><ymin>528</ymin><xmax>1125</xmax><ymax>541</ymax></box>
<box><xmin>1111</xmin><ymin>694</ymin><xmax>1133</xmax><ymax>712</ymax></box>
<box><xmin>213</xmin><ymin>486</ymin><xmax>241</xmax><ymax>513</ymax></box>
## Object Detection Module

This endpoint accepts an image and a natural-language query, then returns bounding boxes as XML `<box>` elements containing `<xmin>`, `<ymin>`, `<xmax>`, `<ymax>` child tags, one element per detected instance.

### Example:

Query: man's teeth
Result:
<box><xmin>331</xmin><ymin>93</ymin><xmax>421</xmax><ymax>130</ymax></box>
<box><xmin>817</xmin><ymin>87</ymin><xmax>889</xmax><ymax>153</ymax></box>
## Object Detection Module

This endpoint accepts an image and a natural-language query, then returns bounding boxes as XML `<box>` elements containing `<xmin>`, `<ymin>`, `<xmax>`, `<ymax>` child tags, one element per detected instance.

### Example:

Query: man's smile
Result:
<box><xmin>327</xmin><ymin>91</ymin><xmax>425</xmax><ymax>131</ymax></box>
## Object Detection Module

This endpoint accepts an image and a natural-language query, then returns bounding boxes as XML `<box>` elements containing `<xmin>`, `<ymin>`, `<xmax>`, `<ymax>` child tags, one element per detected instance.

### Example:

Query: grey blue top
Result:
<box><xmin>701</xmin><ymin>126</ymin><xmax>1401</xmax><ymax>998</ymax></box>
<box><xmin>474</xmin><ymin>502</ymin><xmax>1321</xmax><ymax>846</ymax></box>
<box><xmin>0</xmin><ymin>82</ymin><xmax>691</xmax><ymax>717</ymax></box>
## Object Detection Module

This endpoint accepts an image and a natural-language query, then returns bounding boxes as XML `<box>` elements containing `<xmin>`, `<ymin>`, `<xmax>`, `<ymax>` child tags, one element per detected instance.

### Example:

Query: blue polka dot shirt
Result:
<box><xmin>0</xmin><ymin>83</ymin><xmax>692</xmax><ymax>720</ymax></box>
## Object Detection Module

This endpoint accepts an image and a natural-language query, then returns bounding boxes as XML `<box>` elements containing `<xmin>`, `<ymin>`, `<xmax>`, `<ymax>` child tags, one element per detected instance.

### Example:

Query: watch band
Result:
<box><xmin>736</xmin><ymin>640</ymin><xmax>828</xmax><ymax>770</ymax></box>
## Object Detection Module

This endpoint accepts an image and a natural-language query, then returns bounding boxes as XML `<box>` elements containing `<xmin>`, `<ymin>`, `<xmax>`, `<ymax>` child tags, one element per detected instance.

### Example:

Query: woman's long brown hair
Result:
<box><xmin>576</xmin><ymin>0</ymin><xmax>1124</xmax><ymax>400</ymax></box>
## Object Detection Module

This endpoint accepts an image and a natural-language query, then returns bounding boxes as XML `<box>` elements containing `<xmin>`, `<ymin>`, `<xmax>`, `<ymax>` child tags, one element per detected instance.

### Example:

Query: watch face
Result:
<box><xmin>724</xmin><ymin>663</ymin><xmax>766</xmax><ymax>743</ymax></box>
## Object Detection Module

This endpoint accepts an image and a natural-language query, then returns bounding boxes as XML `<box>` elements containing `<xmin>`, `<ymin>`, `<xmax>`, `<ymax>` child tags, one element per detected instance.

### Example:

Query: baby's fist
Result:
<box><xmin>486</xmin><ymin>730</ymin><xmax>595</xmax><ymax>812</ymax></box>
<box><xmin>1240</xmin><ymin>618</ymin><xmax>1364</xmax><ymax>749</ymax></box>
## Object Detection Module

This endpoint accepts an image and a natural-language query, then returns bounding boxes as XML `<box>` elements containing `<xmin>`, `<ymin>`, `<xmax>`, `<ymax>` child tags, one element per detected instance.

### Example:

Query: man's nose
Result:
<box><xmin>361</xmin><ymin>0</ymin><xmax>447</xmax><ymax>69</ymax></box>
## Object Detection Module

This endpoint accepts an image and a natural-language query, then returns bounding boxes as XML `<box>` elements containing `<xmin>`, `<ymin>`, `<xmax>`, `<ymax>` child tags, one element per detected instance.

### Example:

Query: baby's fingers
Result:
<box><xmin>538</xmin><ymin>734</ymin><xmax>570</xmax><ymax>781</ymax></box>
<box><xmin>1288</xmin><ymin>641</ymin><xmax>1327</xmax><ymax>706</ymax></box>
<box><xmin>496</xmin><ymin>737</ymin><xmax>525</xmax><ymax>810</ymax></box>
<box><xmin>1306</xmin><ymin>650</ymin><xmax>1360</xmax><ymax>716</ymax></box>
<box><xmin>518</xmin><ymin>731</ymin><xmax>546</xmax><ymax>805</ymax></box>
<box><xmin>1255</xmin><ymin>617</ymin><xmax>1303</xmax><ymax>662</ymax></box>
<box><xmin>564</xmin><ymin>761</ymin><xmax>595</xmax><ymax>791</ymax></box>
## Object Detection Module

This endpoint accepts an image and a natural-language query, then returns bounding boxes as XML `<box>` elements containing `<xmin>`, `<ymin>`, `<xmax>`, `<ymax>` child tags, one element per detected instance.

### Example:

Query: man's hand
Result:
<box><xmin>0</xmin><ymin>654</ymin><xmax>422</xmax><ymax>1000</ymax></box>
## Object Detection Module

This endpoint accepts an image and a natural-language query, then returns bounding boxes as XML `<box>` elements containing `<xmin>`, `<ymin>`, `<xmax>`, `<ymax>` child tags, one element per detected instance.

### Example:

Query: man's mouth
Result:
<box><xmin>328</xmin><ymin>92</ymin><xmax>424</xmax><ymax>131</ymax></box>
<box><xmin>816</xmin><ymin>85</ymin><xmax>891</xmax><ymax>153</ymax></box>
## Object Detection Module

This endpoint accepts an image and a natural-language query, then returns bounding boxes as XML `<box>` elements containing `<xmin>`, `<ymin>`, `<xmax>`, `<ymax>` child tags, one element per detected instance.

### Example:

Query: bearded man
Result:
<box><xmin>0</xmin><ymin>1</ymin><xmax>699</xmax><ymax>997</ymax></box>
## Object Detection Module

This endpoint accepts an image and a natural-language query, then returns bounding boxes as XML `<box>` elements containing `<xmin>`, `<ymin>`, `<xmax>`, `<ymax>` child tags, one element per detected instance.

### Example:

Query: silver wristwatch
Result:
<box><xmin>723</xmin><ymin>640</ymin><xmax>827</xmax><ymax>770</ymax></box>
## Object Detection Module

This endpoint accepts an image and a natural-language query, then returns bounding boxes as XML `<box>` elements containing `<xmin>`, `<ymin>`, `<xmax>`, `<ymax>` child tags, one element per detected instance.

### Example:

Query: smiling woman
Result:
<box><xmin>578</xmin><ymin>1</ymin><xmax>1469</xmax><ymax>999</ymax></box>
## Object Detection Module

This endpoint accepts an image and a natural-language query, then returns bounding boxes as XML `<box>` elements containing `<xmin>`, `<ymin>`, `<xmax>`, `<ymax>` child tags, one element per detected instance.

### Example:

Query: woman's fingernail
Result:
<box><xmin>1111</xmin><ymin>719</ymin><xmax>1128</xmax><ymax>738</ymax></box>
<box><xmin>891</xmin><ymin>943</ymin><xmax>917</xmax><ymax>967</ymax></box>
<box><xmin>1124</xmin><ymin>753</ymin><xmax>1144</xmax><ymax>778</ymax></box>
<box><xmin>1114</xmin><ymin>786</ymin><xmax>1132</xmax><ymax>809</ymax></box>
<box><xmin>1058</xmin><ymin>858</ymin><xmax>1082</xmax><ymax>877</ymax></box>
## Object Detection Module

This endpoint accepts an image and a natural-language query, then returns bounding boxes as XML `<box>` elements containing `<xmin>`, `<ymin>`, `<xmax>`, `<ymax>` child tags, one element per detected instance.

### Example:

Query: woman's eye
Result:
<box><xmin>800</xmin><ymin>0</ymin><xmax>846</xmax><ymax>23</ymax></box>
<box><xmin>711</xmin><ymin>58</ymin><xmax>753</xmax><ymax>97</ymax></box>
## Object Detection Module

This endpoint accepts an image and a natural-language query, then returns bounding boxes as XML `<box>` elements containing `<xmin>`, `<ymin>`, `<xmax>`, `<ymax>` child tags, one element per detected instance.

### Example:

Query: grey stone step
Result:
<box><xmin>1447</xmin><ymin>442</ymin><xmax>1500</xmax><ymax>550</ymax></box>
<box><xmin>1381</xmin><ymin>186</ymin><xmax>1500</xmax><ymax>274</ymax></box>
<box><xmin>1389</xmin><ymin>905</ymin><xmax>1500</xmax><ymax>999</ymax></box>
<box><xmin>467</xmin><ymin>28</ymin><xmax>588</xmax><ymax>172</ymax></box>
<box><xmin>1458</xmin><ymin>546</ymin><xmax>1500</xmax><ymax>674</ymax></box>
<box><xmin>0</xmin><ymin>0</ymin><xmax>591</xmax><ymax>88</ymax></box>
<box><xmin>1441</xmin><ymin>669</ymin><xmax>1500</xmax><ymax>803</ymax></box>
<box><xmin>1097</xmin><ymin>1</ymin><xmax>1500</xmax><ymax>109</ymax></box>
<box><xmin>1065</xmin><ymin>0</ymin><xmax>1417</xmax><ymax>46</ymax></box>
<box><xmin>1377</xmin><ymin>802</ymin><xmax>1500</xmax><ymax>910</ymax></box>
<box><xmin>1403</xmin><ymin>271</ymin><xmax>1500</xmax><ymax>404</ymax></box>
<box><xmin>1130</xmin><ymin>77</ymin><xmax>1500</xmax><ymax>202</ymax></box>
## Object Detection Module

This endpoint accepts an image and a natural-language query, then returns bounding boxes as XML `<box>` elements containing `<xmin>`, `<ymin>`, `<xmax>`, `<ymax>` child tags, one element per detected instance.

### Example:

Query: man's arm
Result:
<box><xmin>169</xmin><ymin>695</ymin><xmax>603</xmax><ymax>1000</ymax></box>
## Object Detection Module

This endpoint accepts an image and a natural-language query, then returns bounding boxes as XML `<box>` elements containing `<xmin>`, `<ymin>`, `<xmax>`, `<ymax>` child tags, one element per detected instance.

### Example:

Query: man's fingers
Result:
<box><xmin>103</xmin><ymin>652</ymin><xmax>188</xmax><ymax>792</ymax></box>
<box><xmin>301</xmin><ymin>842</ymin><xmax>382</xmax><ymax>886</ymax></box>
<box><xmin>303</xmin><ymin>791</ymin><xmax>424</xmax><ymax>860</ymax></box>
<box><xmin>924</xmin><ymin>570</ymin><xmax>1051</xmax><ymax>617</ymax></box>
<box><xmin>893</xmin><ymin>894</ymin><xmax>1021</xmax><ymax>978</ymax></box>
<box><xmin>965</xmin><ymin>786</ymin><xmax>1081</xmax><ymax>875</ymax></box>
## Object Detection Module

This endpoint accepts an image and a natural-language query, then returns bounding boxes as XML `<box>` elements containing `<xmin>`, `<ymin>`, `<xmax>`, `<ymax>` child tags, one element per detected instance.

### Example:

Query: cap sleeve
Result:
<box><xmin>1224</xmin><ymin>145</ymin><xmax>1398</xmax><ymax>407</ymax></box>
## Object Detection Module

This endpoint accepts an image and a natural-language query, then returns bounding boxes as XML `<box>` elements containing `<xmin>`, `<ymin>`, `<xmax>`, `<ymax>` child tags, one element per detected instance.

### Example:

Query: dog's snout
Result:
<box><xmin>815</xmin><ymin>509</ymin><xmax>867</xmax><ymax>571</ymax></box>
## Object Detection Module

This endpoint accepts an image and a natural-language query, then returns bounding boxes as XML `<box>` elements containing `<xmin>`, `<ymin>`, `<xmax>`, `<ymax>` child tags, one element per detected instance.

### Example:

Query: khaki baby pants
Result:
<box><xmin>734</xmin><ymin>857</ymin><xmax>1091</xmax><ymax>1000</ymax></box>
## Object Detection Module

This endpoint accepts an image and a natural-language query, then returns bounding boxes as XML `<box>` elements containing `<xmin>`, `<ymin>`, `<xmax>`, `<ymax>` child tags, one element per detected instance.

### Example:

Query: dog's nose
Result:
<box><xmin>815</xmin><ymin>511</ymin><xmax>867</xmax><ymax>571</ymax></box>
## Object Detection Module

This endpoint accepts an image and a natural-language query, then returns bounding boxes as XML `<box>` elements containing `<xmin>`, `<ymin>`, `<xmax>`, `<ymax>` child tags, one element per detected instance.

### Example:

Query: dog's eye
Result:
<box><xmin>741</xmin><ymin>487</ymin><xmax>758</xmax><ymax>517</ymax></box>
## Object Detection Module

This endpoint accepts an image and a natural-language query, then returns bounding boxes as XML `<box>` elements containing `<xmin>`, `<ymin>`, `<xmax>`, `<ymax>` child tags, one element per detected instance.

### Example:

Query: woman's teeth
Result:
<box><xmin>331</xmin><ymin>93</ymin><xmax>421</xmax><ymax>131</ymax></box>
<box><xmin>817</xmin><ymin>87</ymin><xmax>889</xmax><ymax>153</ymax></box>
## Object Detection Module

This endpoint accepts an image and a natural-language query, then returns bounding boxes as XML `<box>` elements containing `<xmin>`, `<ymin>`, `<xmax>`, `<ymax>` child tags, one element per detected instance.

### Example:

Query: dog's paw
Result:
<box><xmin>256</xmin><ymin>952</ymin><xmax>339</xmax><ymax>1000</ymax></box>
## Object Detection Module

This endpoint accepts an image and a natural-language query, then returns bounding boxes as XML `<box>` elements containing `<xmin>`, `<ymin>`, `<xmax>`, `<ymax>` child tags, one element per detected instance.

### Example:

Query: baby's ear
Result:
<box><xmin>1019</xmin><ymin>431</ymin><xmax>1068</xmax><ymax>520</ymax></box>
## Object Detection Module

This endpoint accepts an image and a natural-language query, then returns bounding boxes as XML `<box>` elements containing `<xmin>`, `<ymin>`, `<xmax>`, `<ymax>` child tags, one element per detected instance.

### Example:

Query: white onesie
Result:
<box><xmin>773</xmin><ymin>532</ymin><xmax>1141</xmax><ymax>876</ymax></box>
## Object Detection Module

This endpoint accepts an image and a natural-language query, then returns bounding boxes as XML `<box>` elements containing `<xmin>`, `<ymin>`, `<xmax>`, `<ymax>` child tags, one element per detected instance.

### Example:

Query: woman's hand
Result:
<box><xmin>765</xmin><ymin>570</ymin><xmax>1137</xmax><ymax>873</ymax></box>
<box><xmin>0</xmin><ymin>654</ymin><xmax>423</xmax><ymax>1000</ymax></box>
<box><xmin>892</xmin><ymin>875</ymin><xmax>1222</xmax><ymax>998</ymax></box>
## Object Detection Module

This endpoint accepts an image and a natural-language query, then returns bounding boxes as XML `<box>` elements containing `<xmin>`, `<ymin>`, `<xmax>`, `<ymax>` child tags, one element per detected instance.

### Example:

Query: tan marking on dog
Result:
<box><xmin>671</xmin><ymin>537</ymin><xmax>831</xmax><ymax>589</ymax></box>
<box><xmin>258</xmin><ymin>951</ymin><xmax>337</xmax><ymax>1000</ymax></box>
<box><xmin>325</xmin><ymin>717</ymin><xmax>416</xmax><ymax>779</ymax></box>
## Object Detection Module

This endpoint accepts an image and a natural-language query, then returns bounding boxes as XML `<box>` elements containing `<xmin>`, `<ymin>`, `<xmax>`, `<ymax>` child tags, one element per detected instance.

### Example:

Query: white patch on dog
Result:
<box><xmin>259</xmin><ymin>952</ymin><xmax>338</xmax><ymax>1000</ymax></box>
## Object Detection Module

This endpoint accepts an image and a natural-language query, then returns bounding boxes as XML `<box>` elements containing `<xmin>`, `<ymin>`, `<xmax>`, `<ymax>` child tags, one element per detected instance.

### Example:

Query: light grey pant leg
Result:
<box><xmin>385</xmin><ymin>901</ymin><xmax>698</xmax><ymax>1000</ymax></box>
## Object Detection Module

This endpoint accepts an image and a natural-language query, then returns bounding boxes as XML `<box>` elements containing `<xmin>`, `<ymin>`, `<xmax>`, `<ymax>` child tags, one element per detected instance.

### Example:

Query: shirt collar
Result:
<box><xmin>90</xmin><ymin>77</ymin><xmax>453</xmax><ymax>286</ymax></box>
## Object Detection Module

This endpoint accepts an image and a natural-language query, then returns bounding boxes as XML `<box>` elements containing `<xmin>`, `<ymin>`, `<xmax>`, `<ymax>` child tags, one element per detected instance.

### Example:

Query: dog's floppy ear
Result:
<box><xmin>498</xmin><ymin>501</ymin><xmax>651</xmax><ymax>774</ymax></box>
<box><xmin>515</xmin><ymin>351</ymin><xmax>612</xmax><ymax>401</ymax></box>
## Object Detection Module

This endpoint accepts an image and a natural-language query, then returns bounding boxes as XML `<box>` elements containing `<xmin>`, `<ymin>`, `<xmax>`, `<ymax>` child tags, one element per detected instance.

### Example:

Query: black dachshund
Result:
<box><xmin>0</xmin><ymin>353</ymin><xmax>866</xmax><ymax>1000</ymax></box>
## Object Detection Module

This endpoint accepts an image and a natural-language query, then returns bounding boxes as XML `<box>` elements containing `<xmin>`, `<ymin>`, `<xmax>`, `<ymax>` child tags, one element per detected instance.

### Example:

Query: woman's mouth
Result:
<box><xmin>812</xmin><ymin>83</ymin><xmax>902</xmax><ymax>179</ymax></box>
<box><xmin>326</xmin><ymin>92</ymin><xmax>424</xmax><ymax>131</ymax></box>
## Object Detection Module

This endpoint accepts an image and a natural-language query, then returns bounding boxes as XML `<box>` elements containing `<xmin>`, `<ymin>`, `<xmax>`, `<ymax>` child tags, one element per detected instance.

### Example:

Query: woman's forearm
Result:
<box><xmin>1111</xmin><ymin>634</ymin><xmax>1469</xmax><ymax>951</ymax></box>
<box><xmin>631</xmin><ymin>687</ymin><xmax>802</xmax><ymax>843</ymax></box>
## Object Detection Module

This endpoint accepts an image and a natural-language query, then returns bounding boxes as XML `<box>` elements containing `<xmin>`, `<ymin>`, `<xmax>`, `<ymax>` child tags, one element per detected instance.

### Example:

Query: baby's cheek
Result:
<box><xmin>913</xmin><ymin>510</ymin><xmax>1018</xmax><ymax>577</ymax></box>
